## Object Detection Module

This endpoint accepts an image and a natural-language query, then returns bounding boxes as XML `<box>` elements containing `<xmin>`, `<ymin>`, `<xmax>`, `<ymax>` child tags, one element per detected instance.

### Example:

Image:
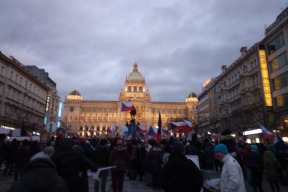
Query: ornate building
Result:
<box><xmin>0</xmin><ymin>52</ymin><xmax>49</xmax><ymax>135</ymax></box>
<box><xmin>62</xmin><ymin>63</ymin><xmax>198</xmax><ymax>136</ymax></box>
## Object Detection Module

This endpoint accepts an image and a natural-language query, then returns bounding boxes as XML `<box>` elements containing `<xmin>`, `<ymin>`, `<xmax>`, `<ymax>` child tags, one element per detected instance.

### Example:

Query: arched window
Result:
<box><xmin>80</xmin><ymin>126</ymin><xmax>83</xmax><ymax>131</ymax></box>
<box><xmin>139</xmin><ymin>86</ymin><xmax>143</xmax><ymax>92</ymax></box>
<box><xmin>97</xmin><ymin>126</ymin><xmax>100</xmax><ymax>131</ymax></box>
<box><xmin>128</xmin><ymin>86</ymin><xmax>131</xmax><ymax>92</ymax></box>
<box><xmin>133</xmin><ymin>86</ymin><xmax>137</xmax><ymax>92</ymax></box>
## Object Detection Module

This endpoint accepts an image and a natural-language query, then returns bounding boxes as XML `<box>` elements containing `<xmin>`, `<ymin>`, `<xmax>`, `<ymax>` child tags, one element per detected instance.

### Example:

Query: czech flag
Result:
<box><xmin>121</xmin><ymin>102</ymin><xmax>135</xmax><ymax>112</ymax></box>
<box><xmin>107</xmin><ymin>126</ymin><xmax>113</xmax><ymax>134</ymax></box>
<box><xmin>136</xmin><ymin>125</ymin><xmax>147</xmax><ymax>134</ymax></box>
<box><xmin>171</xmin><ymin>119</ymin><xmax>193</xmax><ymax>132</ymax></box>
<box><xmin>273</xmin><ymin>132</ymin><xmax>286</xmax><ymax>150</ymax></box>
<box><xmin>26</xmin><ymin>131</ymin><xmax>32</xmax><ymax>138</ymax></box>
<box><xmin>147</xmin><ymin>126</ymin><xmax>157</xmax><ymax>137</ymax></box>
<box><xmin>259</xmin><ymin>124</ymin><xmax>274</xmax><ymax>139</ymax></box>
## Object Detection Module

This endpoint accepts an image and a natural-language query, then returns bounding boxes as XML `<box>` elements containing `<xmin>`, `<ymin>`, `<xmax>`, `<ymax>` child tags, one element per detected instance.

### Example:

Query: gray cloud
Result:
<box><xmin>0</xmin><ymin>0</ymin><xmax>286</xmax><ymax>102</ymax></box>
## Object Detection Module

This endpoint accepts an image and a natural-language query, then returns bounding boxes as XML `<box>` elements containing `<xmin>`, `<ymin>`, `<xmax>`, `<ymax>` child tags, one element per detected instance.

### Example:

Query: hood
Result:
<box><xmin>264</xmin><ymin>150</ymin><xmax>275</xmax><ymax>159</ymax></box>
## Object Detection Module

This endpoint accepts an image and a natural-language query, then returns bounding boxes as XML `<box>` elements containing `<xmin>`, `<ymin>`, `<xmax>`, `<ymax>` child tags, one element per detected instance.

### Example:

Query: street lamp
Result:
<box><xmin>20</xmin><ymin>92</ymin><xmax>28</xmax><ymax>136</ymax></box>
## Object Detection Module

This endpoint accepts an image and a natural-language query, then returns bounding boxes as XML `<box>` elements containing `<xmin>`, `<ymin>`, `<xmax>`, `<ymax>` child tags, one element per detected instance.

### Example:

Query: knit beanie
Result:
<box><xmin>214</xmin><ymin>143</ymin><xmax>228</xmax><ymax>154</ymax></box>
<box><xmin>251</xmin><ymin>145</ymin><xmax>258</xmax><ymax>152</ymax></box>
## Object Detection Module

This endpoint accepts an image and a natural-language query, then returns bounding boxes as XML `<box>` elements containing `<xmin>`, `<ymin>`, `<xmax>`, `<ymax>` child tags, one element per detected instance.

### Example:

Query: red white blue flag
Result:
<box><xmin>136</xmin><ymin>125</ymin><xmax>147</xmax><ymax>134</ymax></box>
<box><xmin>147</xmin><ymin>126</ymin><xmax>157</xmax><ymax>137</ymax></box>
<box><xmin>121</xmin><ymin>102</ymin><xmax>135</xmax><ymax>112</ymax></box>
<box><xmin>273</xmin><ymin>132</ymin><xmax>286</xmax><ymax>150</ymax></box>
<box><xmin>107</xmin><ymin>126</ymin><xmax>113</xmax><ymax>134</ymax></box>
<box><xmin>259</xmin><ymin>124</ymin><xmax>274</xmax><ymax>139</ymax></box>
<box><xmin>26</xmin><ymin>131</ymin><xmax>32</xmax><ymax>138</ymax></box>
<box><xmin>171</xmin><ymin>119</ymin><xmax>193</xmax><ymax>132</ymax></box>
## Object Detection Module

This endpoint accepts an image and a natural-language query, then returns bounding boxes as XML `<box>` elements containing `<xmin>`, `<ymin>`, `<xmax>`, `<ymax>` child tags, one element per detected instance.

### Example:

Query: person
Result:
<box><xmin>8</xmin><ymin>146</ymin><xmax>68</xmax><ymax>192</ymax></box>
<box><xmin>263</xmin><ymin>150</ymin><xmax>281</xmax><ymax>192</ymax></box>
<box><xmin>214</xmin><ymin>143</ymin><xmax>246</xmax><ymax>192</ymax></box>
<box><xmin>52</xmin><ymin>138</ymin><xmax>97</xmax><ymax>192</ymax></box>
<box><xmin>109</xmin><ymin>139</ymin><xmax>130</xmax><ymax>192</ymax></box>
<box><xmin>93</xmin><ymin>139</ymin><xmax>110</xmax><ymax>192</ymax></box>
<box><xmin>236</xmin><ymin>144</ymin><xmax>248</xmax><ymax>180</ymax></box>
<box><xmin>247</xmin><ymin>144</ymin><xmax>264</xmax><ymax>192</ymax></box>
<box><xmin>220</xmin><ymin>129</ymin><xmax>237</xmax><ymax>158</ymax></box>
<box><xmin>161</xmin><ymin>141</ymin><xmax>203</xmax><ymax>192</ymax></box>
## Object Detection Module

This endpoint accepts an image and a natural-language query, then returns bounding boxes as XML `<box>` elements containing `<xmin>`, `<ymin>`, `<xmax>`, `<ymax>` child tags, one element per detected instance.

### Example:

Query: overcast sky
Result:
<box><xmin>0</xmin><ymin>0</ymin><xmax>287</xmax><ymax>102</ymax></box>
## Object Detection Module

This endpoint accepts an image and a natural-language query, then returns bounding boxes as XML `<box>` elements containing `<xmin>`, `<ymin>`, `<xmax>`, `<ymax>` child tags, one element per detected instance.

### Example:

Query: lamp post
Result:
<box><xmin>20</xmin><ymin>92</ymin><xmax>28</xmax><ymax>136</ymax></box>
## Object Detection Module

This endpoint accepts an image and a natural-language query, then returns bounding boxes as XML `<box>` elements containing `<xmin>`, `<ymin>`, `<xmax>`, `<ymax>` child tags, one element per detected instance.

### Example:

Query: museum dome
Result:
<box><xmin>187</xmin><ymin>91</ymin><xmax>197</xmax><ymax>99</ymax></box>
<box><xmin>69</xmin><ymin>89</ymin><xmax>82</xmax><ymax>96</ymax></box>
<box><xmin>67</xmin><ymin>89</ymin><xmax>82</xmax><ymax>100</ymax></box>
<box><xmin>127</xmin><ymin>63</ymin><xmax>144</xmax><ymax>81</ymax></box>
<box><xmin>186</xmin><ymin>90</ymin><xmax>198</xmax><ymax>103</ymax></box>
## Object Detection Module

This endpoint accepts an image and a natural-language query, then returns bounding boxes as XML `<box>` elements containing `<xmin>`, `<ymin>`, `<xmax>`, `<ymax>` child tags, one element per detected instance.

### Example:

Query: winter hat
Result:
<box><xmin>214</xmin><ymin>144</ymin><xmax>228</xmax><ymax>154</ymax></box>
<box><xmin>251</xmin><ymin>145</ymin><xmax>258</xmax><ymax>152</ymax></box>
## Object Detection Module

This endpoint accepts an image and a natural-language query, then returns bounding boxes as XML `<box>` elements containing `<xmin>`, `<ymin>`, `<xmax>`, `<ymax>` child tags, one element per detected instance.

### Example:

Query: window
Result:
<box><xmin>177</xmin><ymin>110</ymin><xmax>181</xmax><ymax>114</ymax></box>
<box><xmin>80</xmin><ymin>126</ymin><xmax>83</xmax><ymax>131</ymax></box>
<box><xmin>128</xmin><ymin>86</ymin><xmax>131</xmax><ymax>92</ymax></box>
<box><xmin>103</xmin><ymin>108</ymin><xmax>107</xmax><ymax>113</ymax></box>
<box><xmin>93</xmin><ymin>108</ymin><xmax>96</xmax><ymax>112</ymax></box>
<box><xmin>133</xmin><ymin>86</ymin><xmax>137</xmax><ymax>92</ymax></box>
<box><xmin>269</xmin><ymin>52</ymin><xmax>288</xmax><ymax>72</ymax></box>
<box><xmin>10</xmin><ymin>71</ymin><xmax>13</xmax><ymax>79</ymax></box>
<box><xmin>167</xmin><ymin>109</ymin><xmax>170</xmax><ymax>114</ymax></box>
<box><xmin>162</xmin><ymin>109</ymin><xmax>165</xmax><ymax>114</ymax></box>
<box><xmin>109</xmin><ymin>108</ymin><xmax>113</xmax><ymax>113</ymax></box>
<box><xmin>268</xmin><ymin>33</ymin><xmax>285</xmax><ymax>55</ymax></box>
<box><xmin>98</xmin><ymin>108</ymin><xmax>102</xmax><ymax>113</ymax></box>
<box><xmin>98</xmin><ymin>117</ymin><xmax>101</xmax><ymax>121</ymax></box>
<box><xmin>272</xmin><ymin>72</ymin><xmax>288</xmax><ymax>91</ymax></box>
<box><xmin>1</xmin><ymin>66</ymin><xmax>4</xmax><ymax>75</ymax></box>
<box><xmin>172</xmin><ymin>109</ymin><xmax>176</xmax><ymax>114</ymax></box>
<box><xmin>139</xmin><ymin>86</ymin><xmax>143</xmax><ymax>92</ymax></box>
<box><xmin>275</xmin><ymin>93</ymin><xmax>288</xmax><ymax>110</ymax></box>
<box><xmin>81</xmin><ymin>108</ymin><xmax>85</xmax><ymax>112</ymax></box>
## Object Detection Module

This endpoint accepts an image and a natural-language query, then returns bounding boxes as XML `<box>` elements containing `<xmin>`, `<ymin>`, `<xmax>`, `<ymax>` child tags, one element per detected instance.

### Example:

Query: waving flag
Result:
<box><xmin>273</xmin><ymin>132</ymin><xmax>286</xmax><ymax>150</ymax></box>
<box><xmin>107</xmin><ymin>126</ymin><xmax>113</xmax><ymax>134</ymax></box>
<box><xmin>157</xmin><ymin>112</ymin><xmax>162</xmax><ymax>144</ymax></box>
<box><xmin>259</xmin><ymin>124</ymin><xmax>274</xmax><ymax>138</ymax></box>
<box><xmin>171</xmin><ymin>119</ymin><xmax>193</xmax><ymax>132</ymax></box>
<box><xmin>136</xmin><ymin>125</ymin><xmax>147</xmax><ymax>134</ymax></box>
<box><xmin>121</xmin><ymin>102</ymin><xmax>135</xmax><ymax>112</ymax></box>
<box><xmin>147</xmin><ymin>126</ymin><xmax>157</xmax><ymax>137</ymax></box>
<box><xmin>90</xmin><ymin>127</ymin><xmax>95</xmax><ymax>136</ymax></box>
<box><xmin>26</xmin><ymin>131</ymin><xmax>32</xmax><ymax>138</ymax></box>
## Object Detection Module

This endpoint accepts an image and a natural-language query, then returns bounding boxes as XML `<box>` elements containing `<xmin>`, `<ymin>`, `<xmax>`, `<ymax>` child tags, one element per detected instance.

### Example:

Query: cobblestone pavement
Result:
<box><xmin>1</xmin><ymin>170</ymin><xmax>288</xmax><ymax>192</ymax></box>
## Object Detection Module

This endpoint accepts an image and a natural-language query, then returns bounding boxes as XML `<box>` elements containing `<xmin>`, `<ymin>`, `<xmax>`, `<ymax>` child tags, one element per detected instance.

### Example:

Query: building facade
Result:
<box><xmin>197</xmin><ymin>45</ymin><xmax>267</xmax><ymax>135</ymax></box>
<box><xmin>25</xmin><ymin>65</ymin><xmax>60</xmax><ymax>128</ymax></box>
<box><xmin>62</xmin><ymin>63</ymin><xmax>198</xmax><ymax>136</ymax></box>
<box><xmin>0</xmin><ymin>52</ymin><xmax>49</xmax><ymax>135</ymax></box>
<box><xmin>261</xmin><ymin>7</ymin><xmax>288</xmax><ymax>136</ymax></box>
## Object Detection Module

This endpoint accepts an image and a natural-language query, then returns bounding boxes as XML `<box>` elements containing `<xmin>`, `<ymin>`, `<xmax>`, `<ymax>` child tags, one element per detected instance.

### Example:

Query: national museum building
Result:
<box><xmin>62</xmin><ymin>63</ymin><xmax>198</xmax><ymax>136</ymax></box>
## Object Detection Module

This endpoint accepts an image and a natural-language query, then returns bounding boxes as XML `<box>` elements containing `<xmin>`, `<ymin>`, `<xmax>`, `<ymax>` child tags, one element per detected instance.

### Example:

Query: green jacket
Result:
<box><xmin>263</xmin><ymin>151</ymin><xmax>281</xmax><ymax>182</ymax></box>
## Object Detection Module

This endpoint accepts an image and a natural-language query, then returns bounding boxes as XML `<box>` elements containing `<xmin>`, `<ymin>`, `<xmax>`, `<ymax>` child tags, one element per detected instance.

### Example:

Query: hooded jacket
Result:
<box><xmin>9</xmin><ymin>151</ymin><xmax>68</xmax><ymax>192</ymax></box>
<box><xmin>220</xmin><ymin>154</ymin><xmax>246</xmax><ymax>192</ymax></box>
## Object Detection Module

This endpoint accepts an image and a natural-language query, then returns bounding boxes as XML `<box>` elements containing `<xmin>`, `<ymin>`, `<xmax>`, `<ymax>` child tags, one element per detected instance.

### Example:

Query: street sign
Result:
<box><xmin>45</xmin><ymin>122</ymin><xmax>57</xmax><ymax>133</ymax></box>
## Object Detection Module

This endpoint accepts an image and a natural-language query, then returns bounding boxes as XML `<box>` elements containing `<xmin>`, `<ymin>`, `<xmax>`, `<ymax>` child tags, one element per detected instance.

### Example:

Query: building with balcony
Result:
<box><xmin>197</xmin><ymin>45</ymin><xmax>266</xmax><ymax>135</ymax></box>
<box><xmin>62</xmin><ymin>63</ymin><xmax>198</xmax><ymax>136</ymax></box>
<box><xmin>0</xmin><ymin>52</ymin><xmax>49</xmax><ymax>135</ymax></box>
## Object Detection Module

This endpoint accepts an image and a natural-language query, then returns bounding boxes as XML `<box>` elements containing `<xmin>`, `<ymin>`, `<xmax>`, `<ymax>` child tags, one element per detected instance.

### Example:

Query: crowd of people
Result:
<box><xmin>0</xmin><ymin>130</ymin><xmax>287</xmax><ymax>192</ymax></box>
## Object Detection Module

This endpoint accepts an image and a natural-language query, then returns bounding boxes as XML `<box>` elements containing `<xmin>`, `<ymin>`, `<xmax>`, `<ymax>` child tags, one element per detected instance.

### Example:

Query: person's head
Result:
<box><xmin>251</xmin><ymin>144</ymin><xmax>258</xmax><ymax>152</ymax></box>
<box><xmin>214</xmin><ymin>143</ymin><xmax>228</xmax><ymax>160</ymax></box>
<box><xmin>99</xmin><ymin>139</ymin><xmax>107</xmax><ymax>146</ymax></box>
<box><xmin>172</xmin><ymin>141</ymin><xmax>184</xmax><ymax>155</ymax></box>
<box><xmin>117</xmin><ymin>139</ymin><xmax>123</xmax><ymax>146</ymax></box>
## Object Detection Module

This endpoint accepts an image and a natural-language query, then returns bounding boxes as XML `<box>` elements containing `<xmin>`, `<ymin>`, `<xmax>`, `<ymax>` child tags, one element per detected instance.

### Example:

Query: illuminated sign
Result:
<box><xmin>203</xmin><ymin>78</ymin><xmax>211</xmax><ymax>87</ymax></box>
<box><xmin>45</xmin><ymin>93</ymin><xmax>50</xmax><ymax>112</ymax></box>
<box><xmin>259</xmin><ymin>48</ymin><xmax>273</xmax><ymax>109</ymax></box>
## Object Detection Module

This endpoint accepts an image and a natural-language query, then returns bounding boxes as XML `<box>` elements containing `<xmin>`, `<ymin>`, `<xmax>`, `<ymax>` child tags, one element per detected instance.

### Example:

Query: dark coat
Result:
<box><xmin>52</xmin><ymin>144</ymin><xmax>88</xmax><ymax>192</ymax></box>
<box><xmin>9</xmin><ymin>154</ymin><xmax>68</xmax><ymax>192</ymax></box>
<box><xmin>94</xmin><ymin>145</ymin><xmax>110</xmax><ymax>167</ymax></box>
<box><xmin>161</xmin><ymin>153</ymin><xmax>203</xmax><ymax>192</ymax></box>
<box><xmin>109</xmin><ymin>146</ymin><xmax>130</xmax><ymax>172</ymax></box>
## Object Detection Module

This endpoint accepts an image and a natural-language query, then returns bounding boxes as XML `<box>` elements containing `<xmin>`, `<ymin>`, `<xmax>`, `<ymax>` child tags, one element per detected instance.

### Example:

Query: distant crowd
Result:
<box><xmin>0</xmin><ymin>129</ymin><xmax>287</xmax><ymax>192</ymax></box>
